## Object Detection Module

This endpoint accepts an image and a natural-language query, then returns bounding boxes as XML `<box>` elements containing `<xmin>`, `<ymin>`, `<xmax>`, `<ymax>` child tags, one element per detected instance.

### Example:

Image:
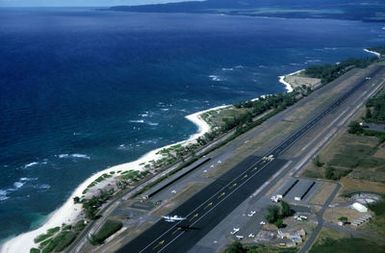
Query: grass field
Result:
<box><xmin>309</xmin><ymin>237</ymin><xmax>385</xmax><ymax>253</ymax></box>
<box><xmin>309</xmin><ymin>228</ymin><xmax>385</xmax><ymax>253</ymax></box>
<box><xmin>367</xmin><ymin>196</ymin><xmax>385</xmax><ymax>237</ymax></box>
<box><xmin>303</xmin><ymin>130</ymin><xmax>385</xmax><ymax>184</ymax></box>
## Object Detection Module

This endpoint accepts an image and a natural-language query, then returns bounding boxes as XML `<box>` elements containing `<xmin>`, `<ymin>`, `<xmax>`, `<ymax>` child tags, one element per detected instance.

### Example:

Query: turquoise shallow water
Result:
<box><xmin>0</xmin><ymin>7</ymin><xmax>384</xmax><ymax>242</ymax></box>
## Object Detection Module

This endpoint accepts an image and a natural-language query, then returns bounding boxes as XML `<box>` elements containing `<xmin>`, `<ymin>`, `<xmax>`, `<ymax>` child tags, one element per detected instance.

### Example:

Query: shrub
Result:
<box><xmin>224</xmin><ymin>241</ymin><xmax>246</xmax><ymax>253</ymax></box>
<box><xmin>348</xmin><ymin>121</ymin><xmax>364</xmax><ymax>134</ymax></box>
<box><xmin>338</xmin><ymin>216</ymin><xmax>348</xmax><ymax>222</ymax></box>
<box><xmin>90</xmin><ymin>219</ymin><xmax>123</xmax><ymax>245</ymax></box>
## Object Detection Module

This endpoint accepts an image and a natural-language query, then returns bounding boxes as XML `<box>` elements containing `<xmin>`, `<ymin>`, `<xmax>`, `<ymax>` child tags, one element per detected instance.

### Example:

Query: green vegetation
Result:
<box><xmin>265</xmin><ymin>201</ymin><xmax>292</xmax><ymax>228</ymax></box>
<box><xmin>304</xmin><ymin>57</ymin><xmax>377</xmax><ymax>84</ymax></box>
<box><xmin>365</xmin><ymin>92</ymin><xmax>385</xmax><ymax>123</ymax></box>
<box><xmin>348</xmin><ymin>121</ymin><xmax>364</xmax><ymax>135</ymax></box>
<box><xmin>32</xmin><ymin>221</ymin><xmax>87</xmax><ymax>253</ymax></box>
<box><xmin>325</xmin><ymin>166</ymin><xmax>352</xmax><ymax>180</ymax></box>
<box><xmin>33</xmin><ymin>227</ymin><xmax>60</xmax><ymax>243</ymax></box>
<box><xmin>368</xmin><ymin>196</ymin><xmax>385</xmax><ymax>236</ymax></box>
<box><xmin>41</xmin><ymin>230</ymin><xmax>77</xmax><ymax>253</ymax></box>
<box><xmin>224</xmin><ymin>242</ymin><xmax>296</xmax><ymax>253</ymax></box>
<box><xmin>313</xmin><ymin>155</ymin><xmax>324</xmax><ymax>167</ymax></box>
<box><xmin>33</xmin><ymin>222</ymin><xmax>83</xmax><ymax>253</ymax></box>
<box><xmin>338</xmin><ymin>216</ymin><xmax>348</xmax><ymax>223</ymax></box>
<box><xmin>73</xmin><ymin>196</ymin><xmax>80</xmax><ymax>204</ymax></box>
<box><xmin>83</xmin><ymin>173</ymin><xmax>114</xmax><ymax>193</ymax></box>
<box><xmin>73</xmin><ymin>220</ymin><xmax>87</xmax><ymax>233</ymax></box>
<box><xmin>89</xmin><ymin>219</ymin><xmax>123</xmax><ymax>245</ymax></box>
<box><xmin>309</xmin><ymin>238</ymin><xmax>385</xmax><ymax>253</ymax></box>
<box><xmin>82</xmin><ymin>189</ymin><xmax>115</xmax><ymax>219</ymax></box>
<box><xmin>327</xmin><ymin>141</ymin><xmax>385</xmax><ymax>182</ymax></box>
<box><xmin>348</xmin><ymin>90</ymin><xmax>385</xmax><ymax>142</ymax></box>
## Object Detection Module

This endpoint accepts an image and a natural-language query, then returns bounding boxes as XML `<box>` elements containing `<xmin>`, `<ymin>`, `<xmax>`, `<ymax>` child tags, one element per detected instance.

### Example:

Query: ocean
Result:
<box><xmin>0</xmin><ymin>7</ymin><xmax>384</xmax><ymax>243</ymax></box>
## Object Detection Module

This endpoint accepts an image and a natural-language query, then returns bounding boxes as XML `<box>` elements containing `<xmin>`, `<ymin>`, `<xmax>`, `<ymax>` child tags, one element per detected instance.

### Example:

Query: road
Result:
<box><xmin>116</xmin><ymin>65</ymin><xmax>385</xmax><ymax>253</ymax></box>
<box><xmin>298</xmin><ymin>183</ymin><xmax>341</xmax><ymax>253</ymax></box>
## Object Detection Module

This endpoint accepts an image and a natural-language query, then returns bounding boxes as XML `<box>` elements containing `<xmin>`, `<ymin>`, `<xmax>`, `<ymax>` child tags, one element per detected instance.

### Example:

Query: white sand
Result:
<box><xmin>278</xmin><ymin>69</ymin><xmax>305</xmax><ymax>92</ymax></box>
<box><xmin>0</xmin><ymin>105</ymin><xmax>229</xmax><ymax>253</ymax></box>
<box><xmin>364</xmin><ymin>48</ymin><xmax>381</xmax><ymax>58</ymax></box>
<box><xmin>2</xmin><ymin>71</ymin><xmax>294</xmax><ymax>252</ymax></box>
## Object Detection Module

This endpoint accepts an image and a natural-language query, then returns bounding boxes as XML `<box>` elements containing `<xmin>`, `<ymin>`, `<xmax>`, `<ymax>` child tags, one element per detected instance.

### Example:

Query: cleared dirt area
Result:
<box><xmin>284</xmin><ymin>74</ymin><xmax>321</xmax><ymax>90</ymax></box>
<box><xmin>309</xmin><ymin>181</ymin><xmax>337</xmax><ymax>206</ymax></box>
<box><xmin>340</xmin><ymin>178</ymin><xmax>385</xmax><ymax>195</ymax></box>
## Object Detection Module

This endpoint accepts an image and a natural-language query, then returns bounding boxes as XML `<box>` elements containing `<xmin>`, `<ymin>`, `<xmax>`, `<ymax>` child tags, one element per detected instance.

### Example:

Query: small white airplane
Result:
<box><xmin>248</xmin><ymin>233</ymin><xmax>255</xmax><ymax>238</ymax></box>
<box><xmin>247</xmin><ymin>211</ymin><xmax>256</xmax><ymax>217</ymax></box>
<box><xmin>230</xmin><ymin>227</ymin><xmax>240</xmax><ymax>235</ymax></box>
<box><xmin>235</xmin><ymin>235</ymin><xmax>244</xmax><ymax>240</ymax></box>
<box><xmin>162</xmin><ymin>215</ymin><xmax>186</xmax><ymax>222</ymax></box>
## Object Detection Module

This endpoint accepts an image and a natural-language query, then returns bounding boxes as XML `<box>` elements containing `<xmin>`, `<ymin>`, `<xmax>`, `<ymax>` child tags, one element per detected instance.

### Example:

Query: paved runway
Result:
<box><xmin>116</xmin><ymin>65</ymin><xmax>385</xmax><ymax>253</ymax></box>
<box><xmin>117</xmin><ymin>157</ymin><xmax>287</xmax><ymax>253</ymax></box>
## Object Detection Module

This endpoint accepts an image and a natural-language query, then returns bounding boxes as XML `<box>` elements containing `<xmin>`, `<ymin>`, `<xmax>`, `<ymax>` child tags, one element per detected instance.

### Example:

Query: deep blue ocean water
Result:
<box><xmin>0</xmin><ymin>7</ymin><xmax>384</xmax><ymax>242</ymax></box>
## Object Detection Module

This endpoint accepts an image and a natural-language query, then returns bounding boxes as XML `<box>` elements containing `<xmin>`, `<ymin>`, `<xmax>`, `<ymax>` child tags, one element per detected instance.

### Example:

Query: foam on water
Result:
<box><xmin>23</xmin><ymin>162</ymin><xmax>39</xmax><ymax>169</ymax></box>
<box><xmin>0</xmin><ymin>190</ymin><xmax>9</xmax><ymax>201</ymax></box>
<box><xmin>20</xmin><ymin>177</ymin><xmax>38</xmax><ymax>181</ymax></box>
<box><xmin>209</xmin><ymin>75</ymin><xmax>223</xmax><ymax>81</ymax></box>
<box><xmin>13</xmin><ymin>182</ymin><xmax>24</xmax><ymax>189</ymax></box>
<box><xmin>57</xmin><ymin>154</ymin><xmax>91</xmax><ymax>159</ymax></box>
<box><xmin>129</xmin><ymin>119</ymin><xmax>145</xmax><ymax>124</ymax></box>
<box><xmin>35</xmin><ymin>184</ymin><xmax>51</xmax><ymax>190</ymax></box>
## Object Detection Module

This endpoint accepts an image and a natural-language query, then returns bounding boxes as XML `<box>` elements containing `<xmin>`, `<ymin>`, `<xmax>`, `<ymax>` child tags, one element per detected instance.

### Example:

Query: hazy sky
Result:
<box><xmin>0</xmin><ymin>0</ymin><xmax>199</xmax><ymax>7</ymax></box>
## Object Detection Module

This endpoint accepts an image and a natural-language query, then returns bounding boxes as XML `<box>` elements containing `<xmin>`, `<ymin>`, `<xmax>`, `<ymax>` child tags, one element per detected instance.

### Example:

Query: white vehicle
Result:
<box><xmin>365</xmin><ymin>76</ymin><xmax>372</xmax><ymax>80</ymax></box>
<box><xmin>162</xmin><ymin>215</ymin><xmax>186</xmax><ymax>222</ymax></box>
<box><xmin>248</xmin><ymin>233</ymin><xmax>255</xmax><ymax>238</ymax></box>
<box><xmin>230</xmin><ymin>227</ymin><xmax>240</xmax><ymax>235</ymax></box>
<box><xmin>294</xmin><ymin>215</ymin><xmax>307</xmax><ymax>221</ymax></box>
<box><xmin>271</xmin><ymin>194</ymin><xmax>283</xmax><ymax>203</ymax></box>
<box><xmin>263</xmin><ymin>154</ymin><xmax>275</xmax><ymax>161</ymax></box>
<box><xmin>247</xmin><ymin>211</ymin><xmax>256</xmax><ymax>217</ymax></box>
<box><xmin>259</xmin><ymin>221</ymin><xmax>266</xmax><ymax>225</ymax></box>
<box><xmin>171</xmin><ymin>190</ymin><xmax>177</xmax><ymax>194</ymax></box>
<box><xmin>217</xmin><ymin>160</ymin><xmax>222</xmax><ymax>164</ymax></box>
<box><xmin>235</xmin><ymin>235</ymin><xmax>244</xmax><ymax>240</ymax></box>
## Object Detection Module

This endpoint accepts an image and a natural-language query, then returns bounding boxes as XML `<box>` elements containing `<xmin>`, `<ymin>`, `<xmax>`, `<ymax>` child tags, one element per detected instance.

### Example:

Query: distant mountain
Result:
<box><xmin>109</xmin><ymin>0</ymin><xmax>385</xmax><ymax>22</ymax></box>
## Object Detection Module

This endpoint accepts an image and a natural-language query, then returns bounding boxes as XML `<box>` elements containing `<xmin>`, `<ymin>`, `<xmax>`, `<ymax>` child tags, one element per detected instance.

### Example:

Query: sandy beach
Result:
<box><xmin>0</xmin><ymin>104</ymin><xmax>229</xmax><ymax>253</ymax></box>
<box><xmin>1</xmin><ymin>74</ymin><xmax>294</xmax><ymax>253</ymax></box>
<box><xmin>278</xmin><ymin>69</ymin><xmax>304</xmax><ymax>92</ymax></box>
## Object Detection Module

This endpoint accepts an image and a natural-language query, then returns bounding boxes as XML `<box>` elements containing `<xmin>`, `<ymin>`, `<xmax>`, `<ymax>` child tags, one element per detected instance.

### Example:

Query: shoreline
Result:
<box><xmin>278</xmin><ymin>69</ymin><xmax>304</xmax><ymax>92</ymax></box>
<box><xmin>0</xmin><ymin>104</ymin><xmax>230</xmax><ymax>253</ymax></box>
<box><xmin>1</xmin><ymin>73</ymin><xmax>293</xmax><ymax>253</ymax></box>
<box><xmin>364</xmin><ymin>48</ymin><xmax>381</xmax><ymax>58</ymax></box>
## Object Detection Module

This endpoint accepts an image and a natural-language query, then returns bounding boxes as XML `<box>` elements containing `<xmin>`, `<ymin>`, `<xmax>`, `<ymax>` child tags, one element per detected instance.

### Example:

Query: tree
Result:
<box><xmin>274</xmin><ymin>218</ymin><xmax>285</xmax><ymax>228</ymax></box>
<box><xmin>225</xmin><ymin>241</ymin><xmax>246</xmax><ymax>253</ymax></box>
<box><xmin>338</xmin><ymin>216</ymin><xmax>348</xmax><ymax>223</ymax></box>
<box><xmin>348</xmin><ymin>121</ymin><xmax>364</xmax><ymax>134</ymax></box>
<box><xmin>280</xmin><ymin>201</ymin><xmax>291</xmax><ymax>217</ymax></box>
<box><xmin>325</xmin><ymin>166</ymin><xmax>336</xmax><ymax>180</ymax></box>
<box><xmin>313</xmin><ymin>155</ymin><xmax>324</xmax><ymax>167</ymax></box>
<box><xmin>73</xmin><ymin>196</ymin><xmax>80</xmax><ymax>204</ymax></box>
<box><xmin>266</xmin><ymin>205</ymin><xmax>280</xmax><ymax>224</ymax></box>
<box><xmin>366</xmin><ymin>107</ymin><xmax>372</xmax><ymax>119</ymax></box>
